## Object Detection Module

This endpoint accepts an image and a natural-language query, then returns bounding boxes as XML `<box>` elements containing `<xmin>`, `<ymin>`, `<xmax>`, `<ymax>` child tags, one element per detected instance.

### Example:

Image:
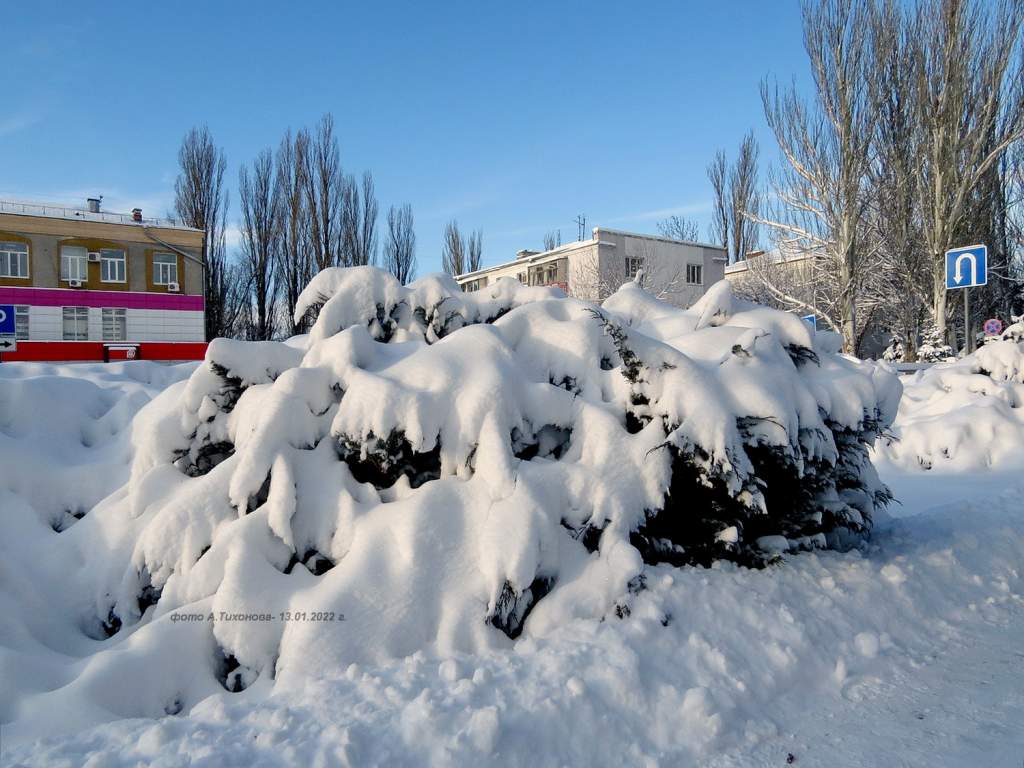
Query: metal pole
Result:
<box><xmin>964</xmin><ymin>287</ymin><xmax>972</xmax><ymax>354</ymax></box>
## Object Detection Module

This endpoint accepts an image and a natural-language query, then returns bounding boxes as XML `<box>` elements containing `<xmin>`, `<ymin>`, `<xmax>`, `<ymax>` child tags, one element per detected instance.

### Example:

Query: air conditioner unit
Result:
<box><xmin>69</xmin><ymin>279</ymin><xmax>84</xmax><ymax>288</ymax></box>
<box><xmin>166</xmin><ymin>282</ymin><xmax>180</xmax><ymax>293</ymax></box>
<box><xmin>87</xmin><ymin>251</ymin><xmax>101</xmax><ymax>262</ymax></box>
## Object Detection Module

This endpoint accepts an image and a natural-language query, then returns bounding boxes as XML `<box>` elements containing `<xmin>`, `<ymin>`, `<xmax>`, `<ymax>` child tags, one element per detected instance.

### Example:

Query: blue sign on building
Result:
<box><xmin>0</xmin><ymin>304</ymin><xmax>15</xmax><ymax>336</ymax></box>
<box><xmin>945</xmin><ymin>244</ymin><xmax>988</xmax><ymax>289</ymax></box>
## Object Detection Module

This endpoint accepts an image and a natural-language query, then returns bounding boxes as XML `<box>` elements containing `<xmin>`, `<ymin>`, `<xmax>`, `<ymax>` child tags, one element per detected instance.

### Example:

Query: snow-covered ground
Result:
<box><xmin>2</xmin><ymin>279</ymin><xmax>1023</xmax><ymax>767</ymax></box>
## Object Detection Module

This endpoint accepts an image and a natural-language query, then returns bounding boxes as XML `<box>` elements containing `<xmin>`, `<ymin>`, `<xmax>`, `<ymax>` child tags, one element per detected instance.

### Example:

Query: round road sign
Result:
<box><xmin>983</xmin><ymin>318</ymin><xmax>1004</xmax><ymax>336</ymax></box>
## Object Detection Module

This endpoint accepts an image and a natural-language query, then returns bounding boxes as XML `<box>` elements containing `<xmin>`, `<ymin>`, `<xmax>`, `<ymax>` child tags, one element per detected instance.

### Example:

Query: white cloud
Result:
<box><xmin>0</xmin><ymin>111</ymin><xmax>42</xmax><ymax>139</ymax></box>
<box><xmin>604</xmin><ymin>201</ymin><xmax>711</xmax><ymax>225</ymax></box>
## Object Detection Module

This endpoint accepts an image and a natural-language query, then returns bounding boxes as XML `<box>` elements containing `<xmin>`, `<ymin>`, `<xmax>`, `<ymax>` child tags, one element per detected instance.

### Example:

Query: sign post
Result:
<box><xmin>945</xmin><ymin>245</ymin><xmax>988</xmax><ymax>354</ymax></box>
<box><xmin>0</xmin><ymin>304</ymin><xmax>16</xmax><ymax>361</ymax></box>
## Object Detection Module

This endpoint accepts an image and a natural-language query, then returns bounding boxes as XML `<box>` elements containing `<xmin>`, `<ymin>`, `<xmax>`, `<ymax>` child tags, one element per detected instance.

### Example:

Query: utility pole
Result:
<box><xmin>574</xmin><ymin>214</ymin><xmax>586</xmax><ymax>242</ymax></box>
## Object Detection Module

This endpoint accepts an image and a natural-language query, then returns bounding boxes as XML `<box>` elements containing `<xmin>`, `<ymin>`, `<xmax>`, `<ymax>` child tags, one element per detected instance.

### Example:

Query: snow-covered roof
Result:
<box><xmin>594</xmin><ymin>227</ymin><xmax>728</xmax><ymax>252</ymax></box>
<box><xmin>457</xmin><ymin>227</ymin><xmax>727</xmax><ymax>282</ymax></box>
<box><xmin>456</xmin><ymin>238</ymin><xmax>601</xmax><ymax>281</ymax></box>
<box><xmin>0</xmin><ymin>199</ymin><xmax>202</xmax><ymax>232</ymax></box>
<box><xmin>726</xmin><ymin>248</ymin><xmax>814</xmax><ymax>274</ymax></box>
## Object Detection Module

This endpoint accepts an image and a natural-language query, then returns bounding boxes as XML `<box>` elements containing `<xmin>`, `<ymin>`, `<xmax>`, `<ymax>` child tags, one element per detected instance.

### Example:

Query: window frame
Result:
<box><xmin>152</xmin><ymin>252</ymin><xmax>178</xmax><ymax>286</ymax></box>
<box><xmin>625</xmin><ymin>256</ymin><xmax>644</xmax><ymax>280</ymax></box>
<box><xmin>62</xmin><ymin>306</ymin><xmax>89</xmax><ymax>341</ymax></box>
<box><xmin>686</xmin><ymin>263</ymin><xmax>703</xmax><ymax>285</ymax></box>
<box><xmin>60</xmin><ymin>245</ymin><xmax>89</xmax><ymax>283</ymax></box>
<box><xmin>14</xmin><ymin>305</ymin><xmax>29</xmax><ymax>340</ymax></box>
<box><xmin>0</xmin><ymin>241</ymin><xmax>30</xmax><ymax>279</ymax></box>
<box><xmin>101</xmin><ymin>307</ymin><xmax>127</xmax><ymax>341</ymax></box>
<box><xmin>99</xmin><ymin>248</ymin><xmax>126</xmax><ymax>283</ymax></box>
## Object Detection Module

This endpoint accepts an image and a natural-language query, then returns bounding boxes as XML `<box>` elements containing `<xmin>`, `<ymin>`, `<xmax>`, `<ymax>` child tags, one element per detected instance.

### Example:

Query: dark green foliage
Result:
<box><xmin>488</xmin><ymin>576</ymin><xmax>555</xmax><ymax>639</ymax></box>
<box><xmin>336</xmin><ymin>429</ymin><xmax>442</xmax><ymax>489</ymax></box>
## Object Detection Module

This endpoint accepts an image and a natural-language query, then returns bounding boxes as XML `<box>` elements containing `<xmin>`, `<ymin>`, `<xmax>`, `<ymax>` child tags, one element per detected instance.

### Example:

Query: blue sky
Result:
<box><xmin>3</xmin><ymin>1</ymin><xmax>809</xmax><ymax>274</ymax></box>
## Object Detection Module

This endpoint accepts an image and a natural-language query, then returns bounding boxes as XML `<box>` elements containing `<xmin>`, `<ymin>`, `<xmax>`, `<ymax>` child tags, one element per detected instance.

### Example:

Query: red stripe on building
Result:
<box><xmin>1</xmin><ymin>341</ymin><xmax>208</xmax><ymax>362</ymax></box>
<box><xmin>0</xmin><ymin>286</ymin><xmax>204</xmax><ymax>311</ymax></box>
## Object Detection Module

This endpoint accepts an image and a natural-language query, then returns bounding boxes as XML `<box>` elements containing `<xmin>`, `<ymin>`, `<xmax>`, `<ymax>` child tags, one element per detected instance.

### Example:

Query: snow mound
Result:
<box><xmin>875</xmin><ymin>339</ymin><xmax>1024</xmax><ymax>470</ymax></box>
<box><xmin>1</xmin><ymin>269</ymin><xmax>898</xmax><ymax>735</ymax></box>
<box><xmin>0</xmin><ymin>361</ymin><xmax>197</xmax><ymax>531</ymax></box>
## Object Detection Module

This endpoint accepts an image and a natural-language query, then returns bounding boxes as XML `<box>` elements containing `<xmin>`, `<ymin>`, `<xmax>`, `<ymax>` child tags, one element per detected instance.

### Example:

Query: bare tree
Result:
<box><xmin>442</xmin><ymin>219</ymin><xmax>466</xmax><ymax>275</ymax></box>
<box><xmin>274</xmin><ymin>130</ymin><xmax>313</xmax><ymax>336</ymax></box>
<box><xmin>301</xmin><ymin>114</ymin><xmax>345</xmax><ymax>270</ymax></box>
<box><xmin>729</xmin><ymin>131</ymin><xmax>762</xmax><ymax>261</ymax></box>
<box><xmin>911</xmin><ymin>0</ymin><xmax>1024</xmax><ymax>342</ymax></box>
<box><xmin>358</xmin><ymin>171</ymin><xmax>378</xmax><ymax>266</ymax></box>
<box><xmin>339</xmin><ymin>172</ymin><xmax>378</xmax><ymax>267</ymax></box>
<box><xmin>174</xmin><ymin>126</ymin><xmax>243</xmax><ymax>339</ymax></box>
<box><xmin>868</xmin><ymin>0</ymin><xmax>931</xmax><ymax>360</ymax></box>
<box><xmin>705</xmin><ymin>134</ymin><xmax>761</xmax><ymax>263</ymax></box>
<box><xmin>467</xmin><ymin>229</ymin><xmax>483</xmax><ymax>272</ymax></box>
<box><xmin>759</xmin><ymin>0</ymin><xmax>878</xmax><ymax>353</ymax></box>
<box><xmin>239</xmin><ymin>149</ymin><xmax>280</xmax><ymax>340</ymax></box>
<box><xmin>657</xmin><ymin>215</ymin><xmax>701</xmax><ymax>241</ymax></box>
<box><xmin>384</xmin><ymin>204</ymin><xmax>417</xmax><ymax>284</ymax></box>
<box><xmin>543</xmin><ymin>230</ymin><xmax>562</xmax><ymax>251</ymax></box>
<box><xmin>707</xmin><ymin>150</ymin><xmax>729</xmax><ymax>249</ymax></box>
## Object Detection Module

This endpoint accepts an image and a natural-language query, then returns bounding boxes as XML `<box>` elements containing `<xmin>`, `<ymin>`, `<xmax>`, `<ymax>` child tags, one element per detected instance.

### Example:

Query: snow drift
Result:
<box><xmin>65</xmin><ymin>267</ymin><xmax>899</xmax><ymax>698</ymax></box>
<box><xmin>876</xmin><ymin>338</ymin><xmax>1024</xmax><ymax>470</ymax></box>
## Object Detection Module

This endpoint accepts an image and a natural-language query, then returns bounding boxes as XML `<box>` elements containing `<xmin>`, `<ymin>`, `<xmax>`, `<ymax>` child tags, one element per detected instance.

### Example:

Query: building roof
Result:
<box><xmin>456</xmin><ymin>227</ymin><xmax>726</xmax><ymax>281</ymax></box>
<box><xmin>457</xmin><ymin>238</ymin><xmax>600</xmax><ymax>281</ymax></box>
<box><xmin>593</xmin><ymin>227</ymin><xmax>727</xmax><ymax>253</ymax></box>
<box><xmin>725</xmin><ymin>247</ymin><xmax>814</xmax><ymax>274</ymax></box>
<box><xmin>0</xmin><ymin>199</ymin><xmax>202</xmax><ymax>233</ymax></box>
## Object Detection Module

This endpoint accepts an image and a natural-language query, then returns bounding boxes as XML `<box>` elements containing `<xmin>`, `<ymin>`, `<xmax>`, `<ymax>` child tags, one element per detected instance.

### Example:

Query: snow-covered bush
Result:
<box><xmin>87</xmin><ymin>267</ymin><xmax>898</xmax><ymax>694</ymax></box>
<box><xmin>916</xmin><ymin>323</ymin><xmax>955</xmax><ymax>362</ymax></box>
<box><xmin>1000</xmin><ymin>314</ymin><xmax>1024</xmax><ymax>343</ymax></box>
<box><xmin>881</xmin><ymin>334</ymin><xmax>906</xmax><ymax>363</ymax></box>
<box><xmin>875</xmin><ymin>338</ymin><xmax>1024</xmax><ymax>470</ymax></box>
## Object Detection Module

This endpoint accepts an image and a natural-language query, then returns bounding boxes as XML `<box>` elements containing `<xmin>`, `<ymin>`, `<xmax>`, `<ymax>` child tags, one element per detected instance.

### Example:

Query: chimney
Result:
<box><xmin>86</xmin><ymin>197</ymin><xmax>101</xmax><ymax>213</ymax></box>
<box><xmin>132</xmin><ymin>208</ymin><xmax>143</xmax><ymax>222</ymax></box>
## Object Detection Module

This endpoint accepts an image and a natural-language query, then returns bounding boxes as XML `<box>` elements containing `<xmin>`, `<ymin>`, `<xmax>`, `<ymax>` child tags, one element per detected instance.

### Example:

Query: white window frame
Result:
<box><xmin>686</xmin><ymin>263</ymin><xmax>703</xmax><ymax>285</ymax></box>
<box><xmin>152</xmin><ymin>252</ymin><xmax>178</xmax><ymax>286</ymax></box>
<box><xmin>625</xmin><ymin>256</ymin><xmax>644</xmax><ymax>280</ymax></box>
<box><xmin>101</xmin><ymin>307</ymin><xmax>127</xmax><ymax>341</ymax></box>
<box><xmin>62</xmin><ymin>306</ymin><xmax>89</xmax><ymax>341</ymax></box>
<box><xmin>15</xmin><ymin>305</ymin><xmax>29</xmax><ymax>340</ymax></box>
<box><xmin>61</xmin><ymin>246</ymin><xmax>89</xmax><ymax>282</ymax></box>
<box><xmin>0</xmin><ymin>241</ymin><xmax>29</xmax><ymax>279</ymax></box>
<box><xmin>100</xmin><ymin>248</ymin><xmax>126</xmax><ymax>283</ymax></box>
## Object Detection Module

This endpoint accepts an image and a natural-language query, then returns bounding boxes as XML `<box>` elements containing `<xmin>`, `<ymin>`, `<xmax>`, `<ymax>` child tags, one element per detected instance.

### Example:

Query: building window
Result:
<box><xmin>686</xmin><ymin>263</ymin><xmax>703</xmax><ymax>285</ymax></box>
<box><xmin>516</xmin><ymin>272</ymin><xmax>526</xmax><ymax>284</ymax></box>
<box><xmin>61</xmin><ymin>246</ymin><xmax>89</xmax><ymax>282</ymax></box>
<box><xmin>153</xmin><ymin>252</ymin><xmax>178</xmax><ymax>285</ymax></box>
<box><xmin>102</xmin><ymin>308</ymin><xmax>126</xmax><ymax>341</ymax></box>
<box><xmin>625</xmin><ymin>256</ymin><xmax>644</xmax><ymax>280</ymax></box>
<box><xmin>15</xmin><ymin>305</ymin><xmax>28</xmax><ymax>340</ymax></box>
<box><xmin>100</xmin><ymin>249</ymin><xmax>126</xmax><ymax>283</ymax></box>
<box><xmin>0</xmin><ymin>241</ymin><xmax>29</xmax><ymax>278</ymax></box>
<box><xmin>62</xmin><ymin>306</ymin><xmax>89</xmax><ymax>340</ymax></box>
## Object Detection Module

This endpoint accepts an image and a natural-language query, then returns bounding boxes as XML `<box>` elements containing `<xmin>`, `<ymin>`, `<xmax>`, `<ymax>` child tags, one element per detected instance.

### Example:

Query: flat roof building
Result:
<box><xmin>455</xmin><ymin>227</ymin><xmax>727</xmax><ymax>308</ymax></box>
<box><xmin>0</xmin><ymin>198</ymin><xmax>206</xmax><ymax>362</ymax></box>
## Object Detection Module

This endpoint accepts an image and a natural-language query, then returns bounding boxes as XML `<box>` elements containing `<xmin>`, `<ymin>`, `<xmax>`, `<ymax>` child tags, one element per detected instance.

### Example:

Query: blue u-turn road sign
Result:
<box><xmin>945</xmin><ymin>244</ymin><xmax>988</xmax><ymax>289</ymax></box>
<box><xmin>0</xmin><ymin>304</ymin><xmax>15</xmax><ymax>336</ymax></box>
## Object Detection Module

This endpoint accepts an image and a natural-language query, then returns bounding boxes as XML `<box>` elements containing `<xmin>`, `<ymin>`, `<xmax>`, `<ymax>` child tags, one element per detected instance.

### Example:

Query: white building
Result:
<box><xmin>455</xmin><ymin>227</ymin><xmax>727</xmax><ymax>307</ymax></box>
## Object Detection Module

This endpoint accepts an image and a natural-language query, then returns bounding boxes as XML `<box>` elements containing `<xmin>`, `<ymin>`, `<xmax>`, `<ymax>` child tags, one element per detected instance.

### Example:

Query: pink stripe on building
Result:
<box><xmin>0</xmin><ymin>286</ymin><xmax>204</xmax><ymax>311</ymax></box>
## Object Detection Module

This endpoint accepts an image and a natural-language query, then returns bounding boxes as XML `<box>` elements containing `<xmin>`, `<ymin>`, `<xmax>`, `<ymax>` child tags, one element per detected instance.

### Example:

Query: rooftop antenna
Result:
<box><xmin>574</xmin><ymin>214</ymin><xmax>587</xmax><ymax>241</ymax></box>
